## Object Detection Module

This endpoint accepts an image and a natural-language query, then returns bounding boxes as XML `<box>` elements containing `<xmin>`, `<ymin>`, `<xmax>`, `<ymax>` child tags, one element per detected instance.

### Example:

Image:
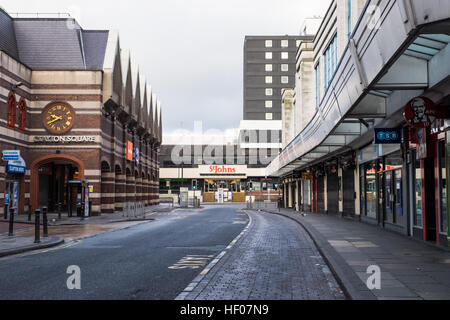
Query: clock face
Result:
<box><xmin>43</xmin><ymin>102</ymin><xmax>76</xmax><ymax>134</ymax></box>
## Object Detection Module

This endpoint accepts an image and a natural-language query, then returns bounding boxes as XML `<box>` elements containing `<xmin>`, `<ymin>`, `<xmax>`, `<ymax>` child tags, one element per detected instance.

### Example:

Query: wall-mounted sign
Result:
<box><xmin>198</xmin><ymin>165</ymin><xmax>247</xmax><ymax>177</ymax></box>
<box><xmin>42</xmin><ymin>102</ymin><xmax>76</xmax><ymax>134</ymax></box>
<box><xmin>4</xmin><ymin>151</ymin><xmax>26</xmax><ymax>174</ymax></box>
<box><xmin>2</xmin><ymin>150</ymin><xmax>20</xmax><ymax>161</ymax></box>
<box><xmin>375</xmin><ymin>128</ymin><xmax>402</xmax><ymax>144</ymax></box>
<box><xmin>126</xmin><ymin>141</ymin><xmax>133</xmax><ymax>161</ymax></box>
<box><xmin>34</xmin><ymin>136</ymin><xmax>96</xmax><ymax>143</ymax></box>
<box><xmin>404</xmin><ymin>96</ymin><xmax>441</xmax><ymax>128</ymax></box>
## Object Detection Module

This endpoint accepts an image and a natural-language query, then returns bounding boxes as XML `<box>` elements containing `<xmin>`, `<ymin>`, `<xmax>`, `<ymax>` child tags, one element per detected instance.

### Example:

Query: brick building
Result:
<box><xmin>0</xmin><ymin>9</ymin><xmax>162</xmax><ymax>216</ymax></box>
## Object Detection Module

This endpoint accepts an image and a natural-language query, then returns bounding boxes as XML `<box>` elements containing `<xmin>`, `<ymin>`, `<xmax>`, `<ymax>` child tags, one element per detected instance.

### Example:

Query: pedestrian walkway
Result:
<box><xmin>181</xmin><ymin>210</ymin><xmax>345</xmax><ymax>300</ymax></box>
<box><xmin>261</xmin><ymin>208</ymin><xmax>450</xmax><ymax>300</ymax></box>
<box><xmin>0</xmin><ymin>203</ymin><xmax>176</xmax><ymax>258</ymax></box>
<box><xmin>5</xmin><ymin>203</ymin><xmax>175</xmax><ymax>226</ymax></box>
<box><xmin>0</xmin><ymin>233</ymin><xmax>64</xmax><ymax>258</ymax></box>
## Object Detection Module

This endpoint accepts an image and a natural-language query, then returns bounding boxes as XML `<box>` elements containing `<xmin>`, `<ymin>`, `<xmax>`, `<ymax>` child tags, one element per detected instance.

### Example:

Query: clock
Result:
<box><xmin>43</xmin><ymin>102</ymin><xmax>76</xmax><ymax>134</ymax></box>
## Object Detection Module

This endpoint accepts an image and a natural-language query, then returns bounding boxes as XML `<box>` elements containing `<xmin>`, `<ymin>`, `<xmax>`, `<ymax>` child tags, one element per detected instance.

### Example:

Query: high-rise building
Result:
<box><xmin>243</xmin><ymin>36</ymin><xmax>309</xmax><ymax>121</ymax></box>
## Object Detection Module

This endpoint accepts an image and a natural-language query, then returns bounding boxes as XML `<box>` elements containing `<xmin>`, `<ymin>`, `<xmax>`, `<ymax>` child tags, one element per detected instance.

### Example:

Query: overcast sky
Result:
<box><xmin>2</xmin><ymin>0</ymin><xmax>331</xmax><ymax>136</ymax></box>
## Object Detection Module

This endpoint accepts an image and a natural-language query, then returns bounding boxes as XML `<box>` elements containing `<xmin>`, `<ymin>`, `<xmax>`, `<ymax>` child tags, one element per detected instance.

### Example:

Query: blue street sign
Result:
<box><xmin>7</xmin><ymin>164</ymin><xmax>25</xmax><ymax>174</ymax></box>
<box><xmin>2</xmin><ymin>150</ymin><xmax>20</xmax><ymax>161</ymax></box>
<box><xmin>375</xmin><ymin>128</ymin><xmax>402</xmax><ymax>144</ymax></box>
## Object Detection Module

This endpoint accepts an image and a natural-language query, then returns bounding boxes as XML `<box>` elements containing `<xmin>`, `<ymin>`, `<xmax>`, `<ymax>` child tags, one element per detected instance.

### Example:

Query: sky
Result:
<box><xmin>2</xmin><ymin>0</ymin><xmax>331</xmax><ymax>137</ymax></box>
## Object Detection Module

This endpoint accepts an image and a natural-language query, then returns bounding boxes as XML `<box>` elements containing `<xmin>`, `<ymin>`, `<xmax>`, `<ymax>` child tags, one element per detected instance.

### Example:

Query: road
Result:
<box><xmin>0</xmin><ymin>205</ymin><xmax>344</xmax><ymax>300</ymax></box>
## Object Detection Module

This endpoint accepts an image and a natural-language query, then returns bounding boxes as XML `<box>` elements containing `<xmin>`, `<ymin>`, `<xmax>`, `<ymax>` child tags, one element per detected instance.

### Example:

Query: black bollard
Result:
<box><xmin>81</xmin><ymin>202</ymin><xmax>85</xmax><ymax>220</ymax></box>
<box><xmin>42</xmin><ymin>206</ymin><xmax>48</xmax><ymax>238</ymax></box>
<box><xmin>58</xmin><ymin>203</ymin><xmax>62</xmax><ymax>220</ymax></box>
<box><xmin>76</xmin><ymin>203</ymin><xmax>81</xmax><ymax>218</ymax></box>
<box><xmin>8</xmin><ymin>208</ymin><xmax>14</xmax><ymax>237</ymax></box>
<box><xmin>34</xmin><ymin>209</ymin><xmax>41</xmax><ymax>244</ymax></box>
<box><xmin>28</xmin><ymin>205</ymin><xmax>32</xmax><ymax>222</ymax></box>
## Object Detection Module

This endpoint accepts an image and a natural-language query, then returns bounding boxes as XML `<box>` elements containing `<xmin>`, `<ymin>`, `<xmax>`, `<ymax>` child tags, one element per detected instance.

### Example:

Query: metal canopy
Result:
<box><xmin>268</xmin><ymin>3</ymin><xmax>450</xmax><ymax>178</ymax></box>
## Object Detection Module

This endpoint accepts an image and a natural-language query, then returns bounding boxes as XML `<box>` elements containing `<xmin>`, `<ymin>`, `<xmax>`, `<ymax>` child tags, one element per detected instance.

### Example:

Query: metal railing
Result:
<box><xmin>246</xmin><ymin>200</ymin><xmax>279</xmax><ymax>211</ymax></box>
<box><xmin>8</xmin><ymin>12</ymin><xmax>72</xmax><ymax>18</ymax></box>
<box><xmin>122</xmin><ymin>201</ymin><xmax>146</xmax><ymax>218</ymax></box>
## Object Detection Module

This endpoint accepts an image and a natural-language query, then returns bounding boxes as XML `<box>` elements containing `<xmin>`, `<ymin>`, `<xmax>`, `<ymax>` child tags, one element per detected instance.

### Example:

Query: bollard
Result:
<box><xmin>42</xmin><ymin>206</ymin><xmax>48</xmax><ymax>238</ymax></box>
<box><xmin>76</xmin><ymin>203</ymin><xmax>81</xmax><ymax>218</ymax></box>
<box><xmin>34</xmin><ymin>209</ymin><xmax>41</xmax><ymax>244</ymax></box>
<box><xmin>28</xmin><ymin>205</ymin><xmax>32</xmax><ymax>222</ymax></box>
<box><xmin>58</xmin><ymin>203</ymin><xmax>62</xmax><ymax>220</ymax></box>
<box><xmin>81</xmin><ymin>202</ymin><xmax>85</xmax><ymax>220</ymax></box>
<box><xmin>8</xmin><ymin>208</ymin><xmax>14</xmax><ymax>237</ymax></box>
<box><xmin>4</xmin><ymin>205</ymin><xmax>8</xmax><ymax>220</ymax></box>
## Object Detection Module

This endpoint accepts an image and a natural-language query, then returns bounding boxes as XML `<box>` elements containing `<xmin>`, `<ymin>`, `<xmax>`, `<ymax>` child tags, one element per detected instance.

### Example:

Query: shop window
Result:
<box><xmin>18</xmin><ymin>98</ymin><xmax>26</xmax><ymax>132</ymax></box>
<box><xmin>439</xmin><ymin>140</ymin><xmax>447</xmax><ymax>234</ymax></box>
<box><xmin>365</xmin><ymin>162</ymin><xmax>377</xmax><ymax>219</ymax></box>
<box><xmin>414</xmin><ymin>156</ymin><xmax>423</xmax><ymax>228</ymax></box>
<box><xmin>7</xmin><ymin>92</ymin><xmax>16</xmax><ymax>128</ymax></box>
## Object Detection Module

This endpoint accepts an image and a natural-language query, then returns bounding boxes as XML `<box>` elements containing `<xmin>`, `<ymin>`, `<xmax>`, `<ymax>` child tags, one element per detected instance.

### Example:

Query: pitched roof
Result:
<box><xmin>82</xmin><ymin>30</ymin><xmax>109</xmax><ymax>70</ymax></box>
<box><xmin>0</xmin><ymin>8</ymin><xmax>19</xmax><ymax>61</ymax></box>
<box><xmin>13</xmin><ymin>18</ymin><xmax>86</xmax><ymax>69</ymax></box>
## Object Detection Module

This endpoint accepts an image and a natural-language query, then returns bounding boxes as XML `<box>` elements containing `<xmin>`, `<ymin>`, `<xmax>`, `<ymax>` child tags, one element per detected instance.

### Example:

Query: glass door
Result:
<box><xmin>394</xmin><ymin>169</ymin><xmax>403</xmax><ymax>226</ymax></box>
<box><xmin>385</xmin><ymin>171</ymin><xmax>393</xmax><ymax>224</ymax></box>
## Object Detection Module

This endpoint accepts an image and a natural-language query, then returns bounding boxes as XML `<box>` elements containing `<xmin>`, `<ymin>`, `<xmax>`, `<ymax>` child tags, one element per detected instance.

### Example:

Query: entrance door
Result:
<box><xmin>38</xmin><ymin>163</ymin><xmax>78</xmax><ymax>212</ymax></box>
<box><xmin>385</xmin><ymin>171</ymin><xmax>394</xmax><ymax>224</ymax></box>
<box><xmin>394</xmin><ymin>169</ymin><xmax>404</xmax><ymax>226</ymax></box>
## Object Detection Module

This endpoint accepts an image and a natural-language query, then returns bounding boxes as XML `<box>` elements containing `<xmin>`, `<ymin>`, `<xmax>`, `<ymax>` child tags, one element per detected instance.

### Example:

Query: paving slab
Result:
<box><xmin>258</xmin><ymin>208</ymin><xmax>450</xmax><ymax>300</ymax></box>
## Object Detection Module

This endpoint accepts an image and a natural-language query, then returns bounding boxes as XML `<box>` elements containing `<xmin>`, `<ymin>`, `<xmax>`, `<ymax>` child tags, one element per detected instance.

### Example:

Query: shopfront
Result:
<box><xmin>326</xmin><ymin>164</ymin><xmax>339</xmax><ymax>215</ymax></box>
<box><xmin>404</xmin><ymin>96</ymin><xmax>450</xmax><ymax>246</ymax></box>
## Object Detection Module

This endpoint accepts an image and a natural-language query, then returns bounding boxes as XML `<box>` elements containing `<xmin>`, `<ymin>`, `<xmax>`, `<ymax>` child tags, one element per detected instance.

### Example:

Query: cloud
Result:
<box><xmin>2</xmin><ymin>0</ymin><xmax>331</xmax><ymax>134</ymax></box>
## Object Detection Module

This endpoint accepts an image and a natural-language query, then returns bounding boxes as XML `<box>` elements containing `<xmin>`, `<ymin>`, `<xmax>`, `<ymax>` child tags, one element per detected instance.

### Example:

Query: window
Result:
<box><xmin>439</xmin><ymin>140</ymin><xmax>448</xmax><ymax>234</ymax></box>
<box><xmin>324</xmin><ymin>34</ymin><xmax>338</xmax><ymax>89</ymax></box>
<box><xmin>281</xmin><ymin>40</ymin><xmax>289</xmax><ymax>47</ymax></box>
<box><xmin>265</xmin><ymin>52</ymin><xmax>273</xmax><ymax>59</ymax></box>
<box><xmin>348</xmin><ymin>0</ymin><xmax>352</xmax><ymax>40</ymax></box>
<box><xmin>315</xmin><ymin>63</ymin><xmax>320</xmax><ymax>109</ymax></box>
<box><xmin>281</xmin><ymin>52</ymin><xmax>289</xmax><ymax>59</ymax></box>
<box><xmin>18</xmin><ymin>98</ymin><xmax>26</xmax><ymax>131</ymax></box>
<box><xmin>7</xmin><ymin>92</ymin><xmax>16</xmax><ymax>128</ymax></box>
<box><xmin>281</xmin><ymin>76</ymin><xmax>289</xmax><ymax>84</ymax></box>
<box><xmin>265</xmin><ymin>40</ymin><xmax>273</xmax><ymax>48</ymax></box>
<box><xmin>265</xmin><ymin>64</ymin><xmax>273</xmax><ymax>72</ymax></box>
<box><xmin>265</xmin><ymin>76</ymin><xmax>273</xmax><ymax>84</ymax></box>
<box><xmin>265</xmin><ymin>88</ymin><xmax>273</xmax><ymax>96</ymax></box>
<box><xmin>281</xmin><ymin>64</ymin><xmax>289</xmax><ymax>72</ymax></box>
<box><xmin>265</xmin><ymin>113</ymin><xmax>273</xmax><ymax>120</ymax></box>
<box><xmin>265</xmin><ymin>101</ymin><xmax>273</xmax><ymax>108</ymax></box>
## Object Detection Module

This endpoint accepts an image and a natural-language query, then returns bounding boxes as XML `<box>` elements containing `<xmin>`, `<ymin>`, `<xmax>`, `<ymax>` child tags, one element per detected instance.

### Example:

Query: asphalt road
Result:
<box><xmin>0</xmin><ymin>205</ymin><xmax>248</xmax><ymax>300</ymax></box>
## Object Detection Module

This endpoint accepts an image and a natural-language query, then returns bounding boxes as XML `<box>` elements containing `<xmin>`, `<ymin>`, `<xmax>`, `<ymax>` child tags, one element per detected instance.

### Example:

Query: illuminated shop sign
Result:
<box><xmin>374</xmin><ymin>128</ymin><xmax>401</xmax><ymax>144</ymax></box>
<box><xmin>209</xmin><ymin>165</ymin><xmax>236</xmax><ymax>174</ymax></box>
<box><xmin>34</xmin><ymin>136</ymin><xmax>96</xmax><ymax>143</ymax></box>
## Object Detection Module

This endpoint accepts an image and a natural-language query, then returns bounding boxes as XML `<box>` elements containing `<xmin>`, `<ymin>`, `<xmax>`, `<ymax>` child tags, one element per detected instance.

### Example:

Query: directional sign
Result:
<box><xmin>2</xmin><ymin>150</ymin><xmax>20</xmax><ymax>161</ymax></box>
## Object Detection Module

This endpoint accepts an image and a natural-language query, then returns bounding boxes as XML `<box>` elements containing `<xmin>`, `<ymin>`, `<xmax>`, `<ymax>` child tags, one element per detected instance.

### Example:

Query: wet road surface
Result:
<box><xmin>0</xmin><ymin>205</ymin><xmax>247</xmax><ymax>300</ymax></box>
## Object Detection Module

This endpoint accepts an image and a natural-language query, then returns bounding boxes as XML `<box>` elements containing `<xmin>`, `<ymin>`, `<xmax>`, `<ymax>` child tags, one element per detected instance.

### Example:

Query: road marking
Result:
<box><xmin>175</xmin><ymin>210</ymin><xmax>253</xmax><ymax>300</ymax></box>
<box><xmin>168</xmin><ymin>255</ymin><xmax>214</xmax><ymax>270</ymax></box>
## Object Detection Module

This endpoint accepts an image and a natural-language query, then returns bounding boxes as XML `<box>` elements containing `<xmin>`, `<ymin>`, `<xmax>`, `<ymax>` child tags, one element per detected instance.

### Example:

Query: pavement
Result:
<box><xmin>257</xmin><ymin>207</ymin><xmax>450</xmax><ymax>300</ymax></box>
<box><xmin>0</xmin><ymin>203</ymin><xmax>176</xmax><ymax>258</ymax></box>
<box><xmin>179</xmin><ymin>209</ymin><xmax>345</xmax><ymax>300</ymax></box>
